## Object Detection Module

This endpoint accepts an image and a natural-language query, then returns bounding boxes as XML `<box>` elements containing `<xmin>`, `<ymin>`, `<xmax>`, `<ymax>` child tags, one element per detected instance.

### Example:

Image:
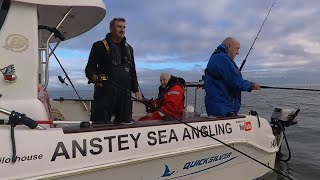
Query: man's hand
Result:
<box><xmin>92</xmin><ymin>74</ymin><xmax>103</xmax><ymax>87</ymax></box>
<box><xmin>252</xmin><ymin>82</ymin><xmax>261</xmax><ymax>90</ymax></box>
<box><xmin>135</xmin><ymin>91</ymin><xmax>142</xmax><ymax>101</ymax></box>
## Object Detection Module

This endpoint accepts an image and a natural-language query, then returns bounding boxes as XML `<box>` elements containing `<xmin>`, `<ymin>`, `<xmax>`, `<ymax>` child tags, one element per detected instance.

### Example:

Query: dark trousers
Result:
<box><xmin>91</xmin><ymin>85</ymin><xmax>132</xmax><ymax>124</ymax></box>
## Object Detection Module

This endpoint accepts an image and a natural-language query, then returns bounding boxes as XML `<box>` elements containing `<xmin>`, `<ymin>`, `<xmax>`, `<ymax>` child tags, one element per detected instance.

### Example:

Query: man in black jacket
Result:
<box><xmin>85</xmin><ymin>17</ymin><xmax>141</xmax><ymax>124</ymax></box>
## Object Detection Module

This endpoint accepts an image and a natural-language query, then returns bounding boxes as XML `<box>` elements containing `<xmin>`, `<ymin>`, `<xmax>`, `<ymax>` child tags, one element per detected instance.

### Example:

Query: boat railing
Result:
<box><xmin>184</xmin><ymin>81</ymin><xmax>204</xmax><ymax>114</ymax></box>
<box><xmin>38</xmin><ymin>7</ymin><xmax>73</xmax><ymax>89</ymax></box>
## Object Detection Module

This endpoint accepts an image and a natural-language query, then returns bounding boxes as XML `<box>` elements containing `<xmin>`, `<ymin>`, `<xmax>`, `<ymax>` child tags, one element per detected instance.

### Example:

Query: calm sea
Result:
<box><xmin>49</xmin><ymin>87</ymin><xmax>320</xmax><ymax>180</ymax></box>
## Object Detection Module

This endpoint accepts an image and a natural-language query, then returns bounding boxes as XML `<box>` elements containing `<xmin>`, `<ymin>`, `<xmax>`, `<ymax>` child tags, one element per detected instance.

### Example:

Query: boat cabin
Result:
<box><xmin>0</xmin><ymin>0</ymin><xmax>105</xmax><ymax>122</ymax></box>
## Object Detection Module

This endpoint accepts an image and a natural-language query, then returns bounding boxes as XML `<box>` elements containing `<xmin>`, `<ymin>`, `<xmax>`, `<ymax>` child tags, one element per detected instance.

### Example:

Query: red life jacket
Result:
<box><xmin>157</xmin><ymin>83</ymin><xmax>184</xmax><ymax>118</ymax></box>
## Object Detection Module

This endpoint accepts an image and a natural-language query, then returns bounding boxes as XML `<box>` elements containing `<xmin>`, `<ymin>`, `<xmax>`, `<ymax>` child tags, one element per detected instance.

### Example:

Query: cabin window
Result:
<box><xmin>0</xmin><ymin>0</ymin><xmax>10</xmax><ymax>31</ymax></box>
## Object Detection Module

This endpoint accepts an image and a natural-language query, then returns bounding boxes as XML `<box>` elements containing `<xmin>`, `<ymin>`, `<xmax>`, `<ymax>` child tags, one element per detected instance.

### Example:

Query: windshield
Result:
<box><xmin>0</xmin><ymin>0</ymin><xmax>10</xmax><ymax>31</ymax></box>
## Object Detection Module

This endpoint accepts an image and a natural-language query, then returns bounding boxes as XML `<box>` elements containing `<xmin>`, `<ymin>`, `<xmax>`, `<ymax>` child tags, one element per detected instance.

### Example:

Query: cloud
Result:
<box><xmin>47</xmin><ymin>0</ymin><xmax>320</xmax><ymax>91</ymax></box>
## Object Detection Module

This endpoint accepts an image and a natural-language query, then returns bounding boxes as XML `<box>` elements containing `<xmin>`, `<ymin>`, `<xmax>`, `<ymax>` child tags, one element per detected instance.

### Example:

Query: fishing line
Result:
<box><xmin>101</xmin><ymin>77</ymin><xmax>293</xmax><ymax>180</ymax></box>
<box><xmin>0</xmin><ymin>77</ymin><xmax>293</xmax><ymax>178</ymax></box>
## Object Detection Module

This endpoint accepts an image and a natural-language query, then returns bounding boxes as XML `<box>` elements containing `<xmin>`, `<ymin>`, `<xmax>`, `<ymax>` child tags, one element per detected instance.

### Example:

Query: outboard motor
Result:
<box><xmin>270</xmin><ymin>108</ymin><xmax>300</xmax><ymax>162</ymax></box>
<box><xmin>271</xmin><ymin>108</ymin><xmax>300</xmax><ymax>127</ymax></box>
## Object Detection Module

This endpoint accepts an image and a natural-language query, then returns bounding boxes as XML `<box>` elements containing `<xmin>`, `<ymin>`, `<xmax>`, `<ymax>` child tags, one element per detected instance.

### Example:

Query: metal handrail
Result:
<box><xmin>43</xmin><ymin>7</ymin><xmax>73</xmax><ymax>89</ymax></box>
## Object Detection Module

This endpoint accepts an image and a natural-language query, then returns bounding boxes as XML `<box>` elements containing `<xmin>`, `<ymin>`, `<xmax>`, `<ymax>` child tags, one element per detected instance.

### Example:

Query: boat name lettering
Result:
<box><xmin>0</xmin><ymin>154</ymin><xmax>43</xmax><ymax>164</ymax></box>
<box><xmin>183</xmin><ymin>152</ymin><xmax>232</xmax><ymax>170</ymax></box>
<box><xmin>182</xmin><ymin>123</ymin><xmax>232</xmax><ymax>141</ymax></box>
<box><xmin>147</xmin><ymin>123</ymin><xmax>232</xmax><ymax>146</ymax></box>
<box><xmin>147</xmin><ymin>129</ymin><xmax>179</xmax><ymax>146</ymax></box>
<box><xmin>51</xmin><ymin>133</ymin><xmax>141</xmax><ymax>161</ymax></box>
<box><xmin>50</xmin><ymin>123</ymin><xmax>232</xmax><ymax>161</ymax></box>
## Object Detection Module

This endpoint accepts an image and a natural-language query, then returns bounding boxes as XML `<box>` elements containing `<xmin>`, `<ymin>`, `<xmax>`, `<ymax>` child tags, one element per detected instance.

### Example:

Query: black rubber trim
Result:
<box><xmin>0</xmin><ymin>0</ymin><xmax>11</xmax><ymax>30</ymax></box>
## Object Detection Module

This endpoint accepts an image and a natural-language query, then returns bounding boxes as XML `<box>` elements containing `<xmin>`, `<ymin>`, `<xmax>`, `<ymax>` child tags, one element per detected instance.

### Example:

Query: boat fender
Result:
<box><xmin>183</xmin><ymin>105</ymin><xmax>195</xmax><ymax>118</ymax></box>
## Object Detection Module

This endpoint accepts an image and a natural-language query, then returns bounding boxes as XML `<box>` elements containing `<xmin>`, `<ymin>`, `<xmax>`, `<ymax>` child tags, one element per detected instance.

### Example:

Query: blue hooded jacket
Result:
<box><xmin>204</xmin><ymin>44</ymin><xmax>253</xmax><ymax>116</ymax></box>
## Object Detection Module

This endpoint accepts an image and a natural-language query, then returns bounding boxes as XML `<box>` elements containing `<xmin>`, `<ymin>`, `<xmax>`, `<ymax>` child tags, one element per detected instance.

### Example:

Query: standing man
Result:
<box><xmin>204</xmin><ymin>37</ymin><xmax>260</xmax><ymax>117</ymax></box>
<box><xmin>85</xmin><ymin>17</ymin><xmax>141</xmax><ymax>124</ymax></box>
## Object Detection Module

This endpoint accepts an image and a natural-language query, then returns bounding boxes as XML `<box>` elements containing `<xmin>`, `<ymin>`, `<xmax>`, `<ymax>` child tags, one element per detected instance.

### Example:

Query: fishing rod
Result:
<box><xmin>239</xmin><ymin>0</ymin><xmax>277</xmax><ymax>71</ymax></box>
<box><xmin>99</xmin><ymin>77</ymin><xmax>293</xmax><ymax>180</ymax></box>
<box><xmin>49</xmin><ymin>46</ymin><xmax>88</xmax><ymax>111</ymax></box>
<box><xmin>261</xmin><ymin>85</ymin><xmax>320</xmax><ymax>92</ymax></box>
<box><xmin>0</xmin><ymin>119</ymin><xmax>91</xmax><ymax>125</ymax></box>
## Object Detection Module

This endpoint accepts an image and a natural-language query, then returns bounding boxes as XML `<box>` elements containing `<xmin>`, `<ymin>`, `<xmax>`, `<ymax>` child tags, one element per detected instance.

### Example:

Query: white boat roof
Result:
<box><xmin>12</xmin><ymin>0</ymin><xmax>106</xmax><ymax>42</ymax></box>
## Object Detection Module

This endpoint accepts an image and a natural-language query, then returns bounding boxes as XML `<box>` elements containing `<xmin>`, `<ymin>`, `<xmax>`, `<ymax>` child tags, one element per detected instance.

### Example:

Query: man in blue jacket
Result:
<box><xmin>205</xmin><ymin>37</ymin><xmax>260</xmax><ymax>116</ymax></box>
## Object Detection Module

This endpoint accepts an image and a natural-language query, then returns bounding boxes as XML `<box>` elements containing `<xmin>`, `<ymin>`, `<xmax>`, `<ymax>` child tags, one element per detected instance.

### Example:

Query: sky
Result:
<box><xmin>48</xmin><ymin>0</ymin><xmax>320</xmax><ymax>91</ymax></box>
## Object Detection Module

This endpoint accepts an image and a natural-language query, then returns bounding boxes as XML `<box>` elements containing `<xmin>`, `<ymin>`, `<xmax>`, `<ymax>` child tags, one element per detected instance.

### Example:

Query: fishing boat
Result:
<box><xmin>0</xmin><ymin>0</ymin><xmax>298</xmax><ymax>179</ymax></box>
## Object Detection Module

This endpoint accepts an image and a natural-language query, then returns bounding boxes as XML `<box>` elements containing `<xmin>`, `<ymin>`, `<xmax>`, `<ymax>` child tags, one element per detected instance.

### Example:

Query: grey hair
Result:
<box><xmin>160</xmin><ymin>73</ymin><xmax>171</xmax><ymax>79</ymax></box>
<box><xmin>222</xmin><ymin>37</ymin><xmax>239</xmax><ymax>46</ymax></box>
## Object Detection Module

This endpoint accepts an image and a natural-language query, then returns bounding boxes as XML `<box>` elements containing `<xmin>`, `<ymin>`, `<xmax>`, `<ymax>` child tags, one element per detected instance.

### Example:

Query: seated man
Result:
<box><xmin>140</xmin><ymin>73</ymin><xmax>185</xmax><ymax>120</ymax></box>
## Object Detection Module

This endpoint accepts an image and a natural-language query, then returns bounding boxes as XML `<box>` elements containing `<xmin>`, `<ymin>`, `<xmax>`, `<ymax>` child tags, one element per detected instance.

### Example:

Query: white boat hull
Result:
<box><xmin>0</xmin><ymin>116</ymin><xmax>278</xmax><ymax>180</ymax></box>
<box><xmin>46</xmin><ymin>144</ymin><xmax>276</xmax><ymax>180</ymax></box>
<box><xmin>0</xmin><ymin>0</ymin><xmax>284</xmax><ymax>179</ymax></box>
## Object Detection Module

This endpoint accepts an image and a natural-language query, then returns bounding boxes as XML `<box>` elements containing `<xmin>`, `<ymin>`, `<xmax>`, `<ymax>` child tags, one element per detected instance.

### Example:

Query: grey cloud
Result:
<box><xmin>272</xmin><ymin>44</ymin><xmax>308</xmax><ymax>57</ymax></box>
<box><xmin>194</xmin><ymin>64</ymin><xmax>202</xmax><ymax>68</ymax></box>
<box><xmin>47</xmin><ymin>0</ymin><xmax>320</xmax><ymax>90</ymax></box>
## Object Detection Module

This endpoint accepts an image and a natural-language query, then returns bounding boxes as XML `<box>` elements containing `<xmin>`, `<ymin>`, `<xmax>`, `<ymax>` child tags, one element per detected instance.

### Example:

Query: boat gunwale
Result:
<box><xmin>62</xmin><ymin>115</ymin><xmax>247</xmax><ymax>134</ymax></box>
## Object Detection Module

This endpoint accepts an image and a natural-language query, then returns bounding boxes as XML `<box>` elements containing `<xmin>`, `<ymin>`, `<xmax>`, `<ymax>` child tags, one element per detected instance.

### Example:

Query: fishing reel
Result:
<box><xmin>142</xmin><ymin>98</ymin><xmax>157</xmax><ymax>113</ymax></box>
<box><xmin>58</xmin><ymin>75</ymin><xmax>68</xmax><ymax>86</ymax></box>
<box><xmin>271</xmin><ymin>108</ymin><xmax>300</xmax><ymax>128</ymax></box>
